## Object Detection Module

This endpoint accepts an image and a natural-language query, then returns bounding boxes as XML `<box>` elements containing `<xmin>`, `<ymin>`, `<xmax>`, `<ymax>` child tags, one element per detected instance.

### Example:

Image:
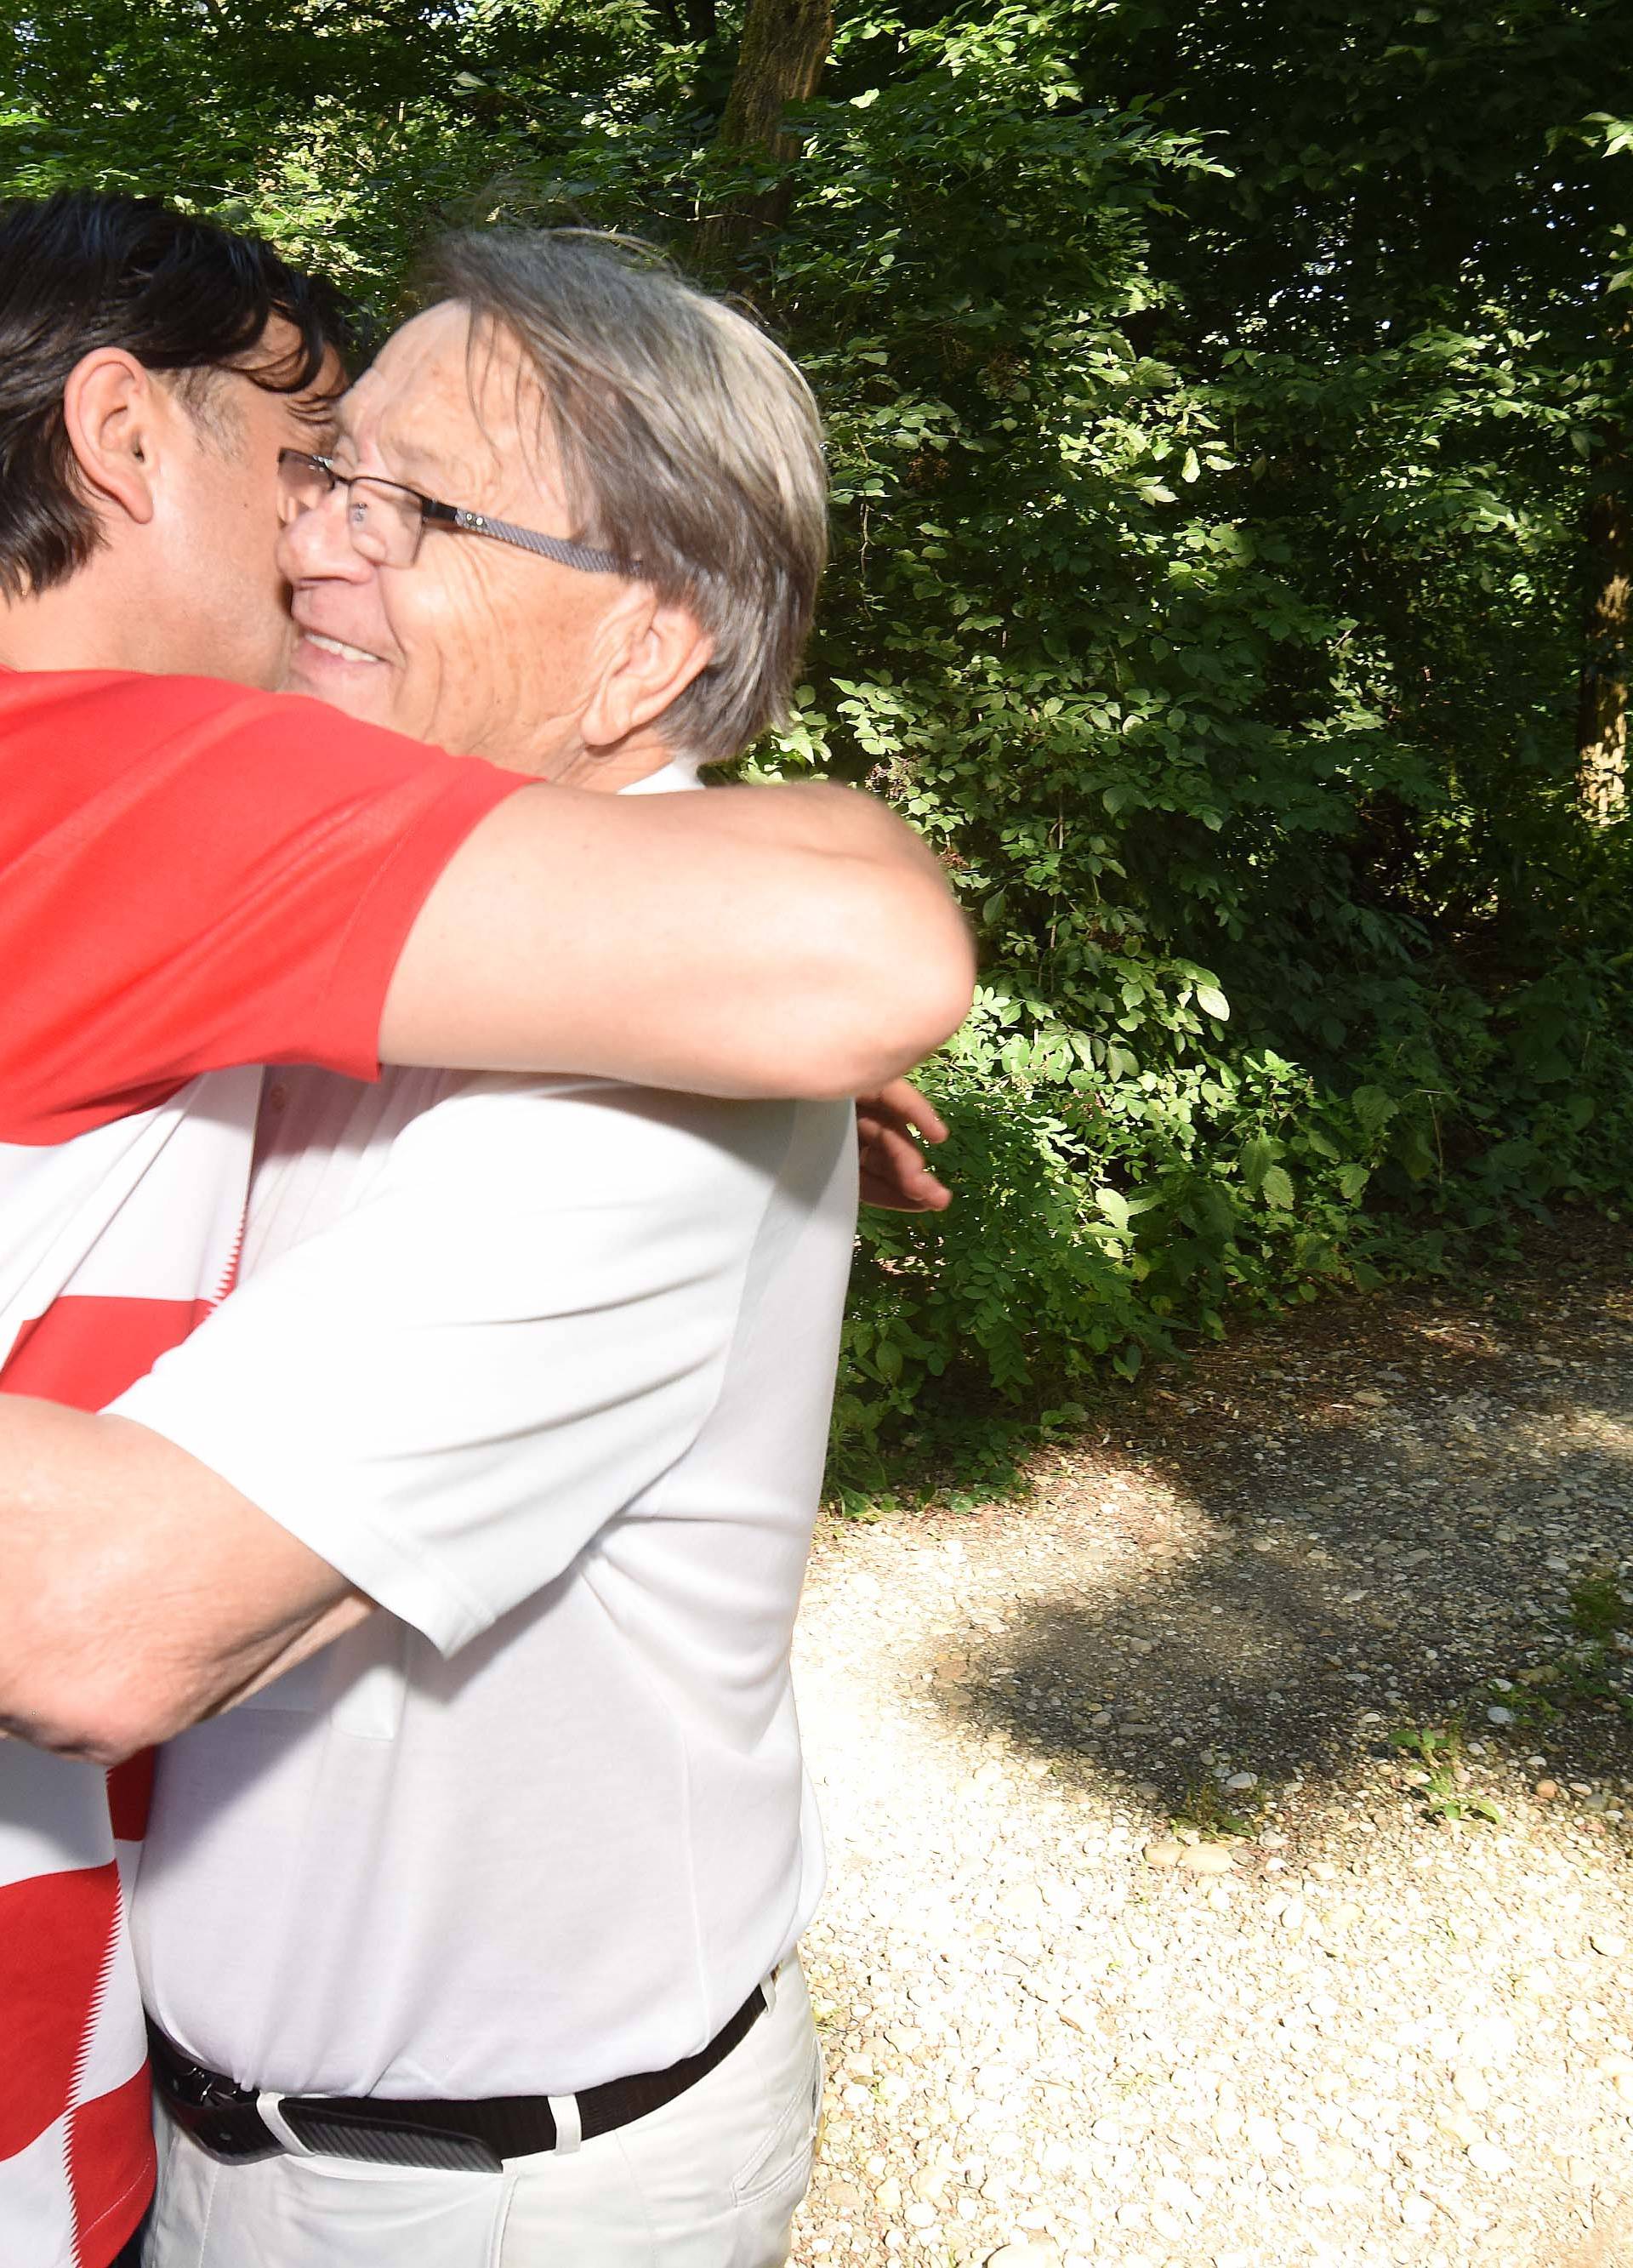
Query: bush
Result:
<box><xmin>9</xmin><ymin>0</ymin><xmax>1630</xmax><ymax>1493</ymax></box>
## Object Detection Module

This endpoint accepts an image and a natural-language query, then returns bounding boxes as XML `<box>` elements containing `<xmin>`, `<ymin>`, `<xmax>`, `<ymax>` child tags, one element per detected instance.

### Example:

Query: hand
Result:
<box><xmin>856</xmin><ymin>1078</ymin><xmax>952</xmax><ymax>1211</ymax></box>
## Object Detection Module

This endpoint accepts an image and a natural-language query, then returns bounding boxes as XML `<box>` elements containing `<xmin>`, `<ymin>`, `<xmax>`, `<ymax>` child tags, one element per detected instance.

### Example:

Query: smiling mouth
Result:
<box><xmin>300</xmin><ymin>630</ymin><xmax>384</xmax><ymax>666</ymax></box>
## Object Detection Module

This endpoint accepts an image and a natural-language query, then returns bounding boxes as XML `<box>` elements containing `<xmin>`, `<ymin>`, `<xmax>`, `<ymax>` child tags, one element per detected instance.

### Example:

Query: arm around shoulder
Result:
<box><xmin>379</xmin><ymin>777</ymin><xmax>974</xmax><ymax>1098</ymax></box>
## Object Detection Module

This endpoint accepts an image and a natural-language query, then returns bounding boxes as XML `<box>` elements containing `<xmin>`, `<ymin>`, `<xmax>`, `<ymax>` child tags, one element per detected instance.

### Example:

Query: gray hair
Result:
<box><xmin>420</xmin><ymin>228</ymin><xmax>828</xmax><ymax>763</ymax></box>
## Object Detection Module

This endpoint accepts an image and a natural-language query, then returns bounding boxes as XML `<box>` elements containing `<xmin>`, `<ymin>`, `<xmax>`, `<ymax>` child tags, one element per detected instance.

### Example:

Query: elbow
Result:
<box><xmin>63</xmin><ymin>1717</ymin><xmax>156</xmax><ymax>1770</ymax></box>
<box><xmin>896</xmin><ymin>897</ymin><xmax>978</xmax><ymax>1071</ymax></box>
<box><xmin>4</xmin><ymin>1695</ymin><xmax>157</xmax><ymax>1769</ymax></box>
<box><xmin>745</xmin><ymin>782</ymin><xmax>975</xmax><ymax>1098</ymax></box>
<box><xmin>3</xmin><ymin>1650</ymin><xmax>183</xmax><ymax>1768</ymax></box>
<box><xmin>814</xmin><ymin>873</ymin><xmax>976</xmax><ymax>1097</ymax></box>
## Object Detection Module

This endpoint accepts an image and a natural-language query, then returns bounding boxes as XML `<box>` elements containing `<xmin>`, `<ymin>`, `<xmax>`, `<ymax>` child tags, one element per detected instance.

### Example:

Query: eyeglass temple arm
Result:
<box><xmin>447</xmin><ymin>505</ymin><xmax>636</xmax><ymax>579</ymax></box>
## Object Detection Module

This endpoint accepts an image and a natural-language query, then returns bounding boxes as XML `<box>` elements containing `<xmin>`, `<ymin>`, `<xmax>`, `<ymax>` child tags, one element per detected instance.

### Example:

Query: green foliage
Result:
<box><xmin>6</xmin><ymin>0</ymin><xmax>1633</xmax><ymax>1486</ymax></box>
<box><xmin>1389</xmin><ymin>1724</ymin><xmax>1505</xmax><ymax>1828</ymax></box>
<box><xmin>1570</xmin><ymin>1573</ymin><xmax>1633</xmax><ymax>1642</ymax></box>
<box><xmin>1465</xmin><ymin>1574</ymin><xmax>1633</xmax><ymax>1733</ymax></box>
<box><xmin>1169</xmin><ymin>1777</ymin><xmax>1264</xmax><ymax>1842</ymax></box>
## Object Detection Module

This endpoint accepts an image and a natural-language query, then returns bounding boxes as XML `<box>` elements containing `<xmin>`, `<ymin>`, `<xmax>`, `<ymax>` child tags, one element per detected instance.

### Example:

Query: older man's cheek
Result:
<box><xmin>417</xmin><ymin>556</ymin><xmax>507</xmax><ymax>756</ymax></box>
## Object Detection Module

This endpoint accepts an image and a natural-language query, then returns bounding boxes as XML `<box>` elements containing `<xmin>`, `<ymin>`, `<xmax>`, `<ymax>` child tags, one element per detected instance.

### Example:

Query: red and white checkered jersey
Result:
<box><xmin>0</xmin><ymin>666</ymin><xmax>524</xmax><ymax>2268</ymax></box>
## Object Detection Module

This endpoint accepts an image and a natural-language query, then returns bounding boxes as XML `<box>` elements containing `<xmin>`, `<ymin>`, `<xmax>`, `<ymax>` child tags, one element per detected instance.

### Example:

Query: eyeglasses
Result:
<box><xmin>276</xmin><ymin>449</ymin><xmax>640</xmax><ymax>578</ymax></box>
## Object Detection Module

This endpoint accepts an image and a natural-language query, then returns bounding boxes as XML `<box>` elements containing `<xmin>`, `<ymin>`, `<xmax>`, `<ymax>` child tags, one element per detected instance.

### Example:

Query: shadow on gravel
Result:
<box><xmin>1547</xmin><ymin>2214</ymin><xmax>1633</xmax><ymax>2267</ymax></box>
<box><xmin>931</xmin><ymin>1239</ymin><xmax>1633</xmax><ymax>1836</ymax></box>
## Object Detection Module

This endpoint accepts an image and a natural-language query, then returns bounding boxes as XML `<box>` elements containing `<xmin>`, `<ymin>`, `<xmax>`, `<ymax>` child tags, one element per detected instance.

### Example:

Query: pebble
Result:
<box><xmin>998</xmin><ymin>1884</ymin><xmax>1047</xmax><ymax>1923</ymax></box>
<box><xmin>1452</xmin><ymin>2068</ymin><xmax>1491</xmax><ymax>2112</ymax></box>
<box><xmin>1177</xmin><ymin>1843</ymin><xmax>1236</xmax><ymax>1875</ymax></box>
<box><xmin>1144</xmin><ymin>1840</ymin><xmax>1184</xmax><ymax>1870</ymax></box>
<box><xmin>1459</xmin><ymin>2017</ymin><xmax>1519</xmax><ymax>2068</ymax></box>
<box><xmin>1590</xmin><ymin>1932</ymin><xmax>1627</xmax><ymax>1957</ymax></box>
<box><xmin>1466</xmin><ymin>2142</ymin><xmax>1515</xmax><ymax>2177</ymax></box>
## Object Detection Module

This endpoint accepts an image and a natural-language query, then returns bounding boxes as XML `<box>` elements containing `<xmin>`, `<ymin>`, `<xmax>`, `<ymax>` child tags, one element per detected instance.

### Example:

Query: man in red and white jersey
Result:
<box><xmin>0</xmin><ymin>192</ymin><xmax>973</xmax><ymax>2268</ymax></box>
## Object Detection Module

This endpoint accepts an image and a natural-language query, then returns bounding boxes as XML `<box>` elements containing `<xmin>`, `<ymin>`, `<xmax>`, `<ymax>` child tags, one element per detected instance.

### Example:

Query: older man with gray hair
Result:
<box><xmin>101</xmin><ymin>230</ymin><xmax>896</xmax><ymax>2267</ymax></box>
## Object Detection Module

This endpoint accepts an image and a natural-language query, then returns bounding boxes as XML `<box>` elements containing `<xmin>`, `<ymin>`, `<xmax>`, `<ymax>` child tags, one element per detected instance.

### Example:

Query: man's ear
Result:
<box><xmin>60</xmin><ymin>350</ymin><xmax>165</xmax><ymax>529</ymax></box>
<box><xmin>581</xmin><ymin>590</ymin><xmax>715</xmax><ymax>751</ymax></box>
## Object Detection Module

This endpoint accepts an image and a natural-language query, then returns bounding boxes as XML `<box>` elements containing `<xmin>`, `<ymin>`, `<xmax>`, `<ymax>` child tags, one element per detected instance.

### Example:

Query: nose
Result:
<box><xmin>276</xmin><ymin>480</ymin><xmax>374</xmax><ymax>588</ymax></box>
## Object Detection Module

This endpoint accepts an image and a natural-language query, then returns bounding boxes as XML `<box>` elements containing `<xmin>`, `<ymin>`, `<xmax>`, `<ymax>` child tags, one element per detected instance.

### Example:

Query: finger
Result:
<box><xmin>859</xmin><ymin>1125</ymin><xmax>953</xmax><ymax>1211</ymax></box>
<box><xmin>872</xmin><ymin>1076</ymin><xmax>949</xmax><ymax>1145</ymax></box>
<box><xmin>861</xmin><ymin>1166</ymin><xmax>948</xmax><ymax>1211</ymax></box>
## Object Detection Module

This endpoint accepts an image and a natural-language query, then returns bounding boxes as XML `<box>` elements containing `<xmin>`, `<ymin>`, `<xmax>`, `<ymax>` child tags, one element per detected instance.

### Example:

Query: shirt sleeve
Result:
<box><xmin>106</xmin><ymin>1080</ymin><xmax>799</xmax><ymax>1654</ymax></box>
<box><xmin>0</xmin><ymin>671</ymin><xmax>528</xmax><ymax>1143</ymax></box>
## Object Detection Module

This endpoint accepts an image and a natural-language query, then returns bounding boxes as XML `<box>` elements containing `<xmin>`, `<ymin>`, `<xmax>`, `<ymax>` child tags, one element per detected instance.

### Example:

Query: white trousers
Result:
<box><xmin>142</xmin><ymin>1963</ymin><xmax>822</xmax><ymax>2268</ymax></box>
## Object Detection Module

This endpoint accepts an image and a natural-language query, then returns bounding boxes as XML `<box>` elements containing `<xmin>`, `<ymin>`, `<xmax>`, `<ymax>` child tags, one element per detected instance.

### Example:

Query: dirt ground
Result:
<box><xmin>788</xmin><ymin>1225</ymin><xmax>1633</xmax><ymax>2267</ymax></box>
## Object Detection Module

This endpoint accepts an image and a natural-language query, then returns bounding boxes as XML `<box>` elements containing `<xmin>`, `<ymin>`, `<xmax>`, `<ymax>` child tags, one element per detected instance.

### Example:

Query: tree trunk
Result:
<box><xmin>697</xmin><ymin>0</ymin><xmax>835</xmax><ymax>265</ymax></box>
<box><xmin>1578</xmin><ymin>434</ymin><xmax>1630</xmax><ymax>823</ymax></box>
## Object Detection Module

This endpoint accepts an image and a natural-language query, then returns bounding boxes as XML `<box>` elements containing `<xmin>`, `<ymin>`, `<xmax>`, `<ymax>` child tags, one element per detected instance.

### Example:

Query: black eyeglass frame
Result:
<box><xmin>277</xmin><ymin>449</ymin><xmax>640</xmax><ymax>578</ymax></box>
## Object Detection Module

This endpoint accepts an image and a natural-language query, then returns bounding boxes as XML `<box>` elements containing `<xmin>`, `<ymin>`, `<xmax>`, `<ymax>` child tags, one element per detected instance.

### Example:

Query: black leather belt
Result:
<box><xmin>147</xmin><ymin>1982</ymin><xmax>769</xmax><ymax>2174</ymax></box>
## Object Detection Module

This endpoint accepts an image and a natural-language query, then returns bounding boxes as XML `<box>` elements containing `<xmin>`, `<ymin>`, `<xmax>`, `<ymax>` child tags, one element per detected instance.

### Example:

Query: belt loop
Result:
<box><xmin>760</xmin><ymin>1966</ymin><xmax>779</xmax><ymax>2017</ymax></box>
<box><xmin>254</xmin><ymin>2093</ymin><xmax>311</xmax><ymax>2157</ymax></box>
<box><xmin>547</xmin><ymin>2093</ymin><xmax>582</xmax><ymax>2155</ymax></box>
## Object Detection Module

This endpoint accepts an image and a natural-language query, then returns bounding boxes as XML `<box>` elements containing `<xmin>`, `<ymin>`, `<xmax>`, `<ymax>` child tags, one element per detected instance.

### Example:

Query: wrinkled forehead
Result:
<box><xmin>339</xmin><ymin>300</ymin><xmax>560</xmax><ymax>504</ymax></box>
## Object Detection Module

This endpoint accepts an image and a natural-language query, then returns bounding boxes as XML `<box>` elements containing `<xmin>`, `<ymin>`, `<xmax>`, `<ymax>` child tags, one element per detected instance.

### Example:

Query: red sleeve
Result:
<box><xmin>0</xmin><ymin>670</ymin><xmax>529</xmax><ymax>1142</ymax></box>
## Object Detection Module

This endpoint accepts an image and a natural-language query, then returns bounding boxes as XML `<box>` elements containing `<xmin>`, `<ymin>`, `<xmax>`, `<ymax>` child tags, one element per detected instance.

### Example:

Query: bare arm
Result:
<box><xmin>0</xmin><ymin>1399</ymin><xmax>361</xmax><ymax>1765</ymax></box>
<box><xmin>381</xmin><ymin>779</ymin><xmax>973</xmax><ymax>1097</ymax></box>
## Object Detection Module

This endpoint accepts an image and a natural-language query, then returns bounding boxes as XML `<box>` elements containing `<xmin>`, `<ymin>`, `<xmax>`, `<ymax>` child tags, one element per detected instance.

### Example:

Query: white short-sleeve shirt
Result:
<box><xmin>113</xmin><ymin>766</ymin><xmax>860</xmax><ymax>2100</ymax></box>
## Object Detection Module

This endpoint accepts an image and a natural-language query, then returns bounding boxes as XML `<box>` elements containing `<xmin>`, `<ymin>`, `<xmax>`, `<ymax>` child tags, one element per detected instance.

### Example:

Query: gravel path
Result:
<box><xmin>788</xmin><ymin>1228</ymin><xmax>1633</xmax><ymax>2268</ymax></box>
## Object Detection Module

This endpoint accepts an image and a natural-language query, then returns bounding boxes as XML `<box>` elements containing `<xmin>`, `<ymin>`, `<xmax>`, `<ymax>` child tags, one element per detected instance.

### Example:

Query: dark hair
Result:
<box><xmin>0</xmin><ymin>191</ymin><xmax>350</xmax><ymax>601</ymax></box>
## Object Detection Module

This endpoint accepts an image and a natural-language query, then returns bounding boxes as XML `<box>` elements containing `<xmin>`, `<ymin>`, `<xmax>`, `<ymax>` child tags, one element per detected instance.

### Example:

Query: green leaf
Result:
<box><xmin>1238</xmin><ymin>1133</ymin><xmax>1280</xmax><ymax>1194</ymax></box>
<box><xmin>1195</xmin><ymin>983</ymin><xmax>1230</xmax><ymax>1021</ymax></box>
<box><xmin>1394</xmin><ymin>1124</ymin><xmax>1438</xmax><ymax>1182</ymax></box>
<box><xmin>1095</xmin><ymin>1187</ymin><xmax>1132</xmax><ymax>1233</ymax></box>
<box><xmin>1261</xmin><ymin>1164</ymin><xmax>1295</xmax><ymax>1209</ymax></box>
<box><xmin>1351</xmin><ymin>1086</ymin><xmax>1398</xmax><ymax>1137</ymax></box>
